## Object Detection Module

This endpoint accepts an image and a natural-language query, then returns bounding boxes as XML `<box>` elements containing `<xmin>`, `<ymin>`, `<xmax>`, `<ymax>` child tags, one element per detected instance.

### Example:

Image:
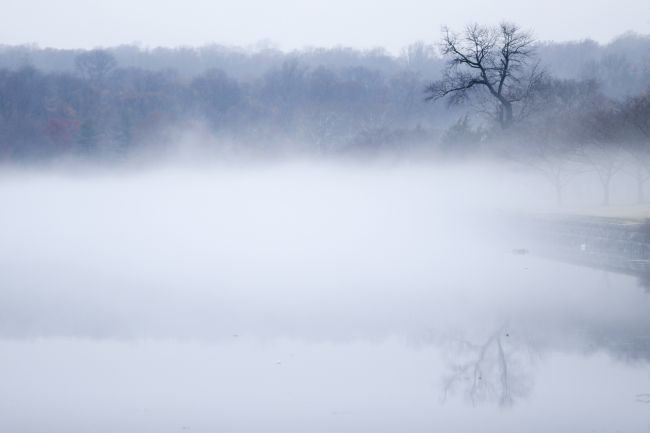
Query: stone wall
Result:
<box><xmin>518</xmin><ymin>215</ymin><xmax>650</xmax><ymax>278</ymax></box>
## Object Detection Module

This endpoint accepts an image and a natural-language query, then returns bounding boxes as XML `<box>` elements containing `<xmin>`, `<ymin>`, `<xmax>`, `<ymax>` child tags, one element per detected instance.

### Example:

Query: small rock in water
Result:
<box><xmin>512</xmin><ymin>248</ymin><xmax>529</xmax><ymax>255</ymax></box>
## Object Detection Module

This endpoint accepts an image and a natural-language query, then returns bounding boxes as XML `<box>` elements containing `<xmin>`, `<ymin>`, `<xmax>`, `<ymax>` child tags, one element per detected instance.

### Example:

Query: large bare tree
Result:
<box><xmin>426</xmin><ymin>23</ymin><xmax>544</xmax><ymax>129</ymax></box>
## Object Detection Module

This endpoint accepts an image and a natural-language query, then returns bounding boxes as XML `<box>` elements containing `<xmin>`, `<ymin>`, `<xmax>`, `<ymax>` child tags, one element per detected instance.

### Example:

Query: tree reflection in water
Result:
<box><xmin>440</xmin><ymin>324</ymin><xmax>536</xmax><ymax>407</ymax></box>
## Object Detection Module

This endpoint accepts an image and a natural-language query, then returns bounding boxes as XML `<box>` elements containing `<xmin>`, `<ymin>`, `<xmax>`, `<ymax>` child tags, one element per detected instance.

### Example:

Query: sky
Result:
<box><xmin>1</xmin><ymin>0</ymin><xmax>648</xmax><ymax>52</ymax></box>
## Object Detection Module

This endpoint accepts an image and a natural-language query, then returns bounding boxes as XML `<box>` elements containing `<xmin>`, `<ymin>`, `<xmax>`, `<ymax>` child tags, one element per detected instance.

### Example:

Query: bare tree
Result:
<box><xmin>510</xmin><ymin>78</ymin><xmax>604</xmax><ymax>206</ymax></box>
<box><xmin>524</xmin><ymin>129</ymin><xmax>581</xmax><ymax>207</ymax></box>
<box><xmin>622</xmin><ymin>90</ymin><xmax>650</xmax><ymax>203</ymax></box>
<box><xmin>426</xmin><ymin>23</ymin><xmax>544</xmax><ymax>129</ymax></box>
<box><xmin>574</xmin><ymin>107</ymin><xmax>627</xmax><ymax>206</ymax></box>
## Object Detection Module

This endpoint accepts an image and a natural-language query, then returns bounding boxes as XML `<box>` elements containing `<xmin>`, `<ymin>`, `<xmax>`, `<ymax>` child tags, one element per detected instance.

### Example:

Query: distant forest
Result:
<box><xmin>0</xmin><ymin>32</ymin><xmax>649</xmax><ymax>164</ymax></box>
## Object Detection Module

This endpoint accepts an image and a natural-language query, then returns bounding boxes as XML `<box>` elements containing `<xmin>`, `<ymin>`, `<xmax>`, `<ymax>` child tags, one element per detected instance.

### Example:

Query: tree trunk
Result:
<box><xmin>500</xmin><ymin>101</ymin><xmax>514</xmax><ymax>129</ymax></box>
<box><xmin>601</xmin><ymin>179</ymin><xmax>611</xmax><ymax>206</ymax></box>
<box><xmin>637</xmin><ymin>165</ymin><xmax>646</xmax><ymax>204</ymax></box>
<box><xmin>555</xmin><ymin>183</ymin><xmax>563</xmax><ymax>207</ymax></box>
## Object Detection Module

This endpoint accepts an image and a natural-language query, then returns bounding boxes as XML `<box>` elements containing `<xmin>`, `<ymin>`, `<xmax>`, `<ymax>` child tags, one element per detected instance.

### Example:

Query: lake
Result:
<box><xmin>0</xmin><ymin>164</ymin><xmax>648</xmax><ymax>432</ymax></box>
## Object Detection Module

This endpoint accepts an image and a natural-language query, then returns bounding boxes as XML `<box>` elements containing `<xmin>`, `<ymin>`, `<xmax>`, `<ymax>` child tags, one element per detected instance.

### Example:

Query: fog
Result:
<box><xmin>2</xmin><ymin>5</ymin><xmax>650</xmax><ymax>430</ymax></box>
<box><xmin>0</xmin><ymin>162</ymin><xmax>649</xmax><ymax>432</ymax></box>
<box><xmin>4</xmin><ymin>0</ymin><xmax>646</xmax><ymax>51</ymax></box>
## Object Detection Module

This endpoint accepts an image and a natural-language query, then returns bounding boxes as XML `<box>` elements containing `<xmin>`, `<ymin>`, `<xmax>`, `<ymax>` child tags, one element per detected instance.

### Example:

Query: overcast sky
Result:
<box><xmin>2</xmin><ymin>0</ymin><xmax>648</xmax><ymax>52</ymax></box>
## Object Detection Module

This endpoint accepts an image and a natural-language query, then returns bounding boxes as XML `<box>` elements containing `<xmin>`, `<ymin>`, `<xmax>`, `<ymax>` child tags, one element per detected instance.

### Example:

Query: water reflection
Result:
<box><xmin>1</xmin><ymin>168</ymin><xmax>650</xmax><ymax>431</ymax></box>
<box><xmin>434</xmin><ymin>278</ymin><xmax>650</xmax><ymax>412</ymax></box>
<box><xmin>441</xmin><ymin>324</ymin><xmax>535</xmax><ymax>407</ymax></box>
<box><xmin>437</xmin><ymin>317</ymin><xmax>650</xmax><ymax>412</ymax></box>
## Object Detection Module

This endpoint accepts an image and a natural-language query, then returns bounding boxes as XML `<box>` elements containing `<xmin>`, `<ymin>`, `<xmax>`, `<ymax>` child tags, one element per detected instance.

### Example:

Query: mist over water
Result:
<box><xmin>1</xmin><ymin>0</ymin><xmax>649</xmax><ymax>428</ymax></box>
<box><xmin>0</xmin><ymin>162</ymin><xmax>649</xmax><ymax>432</ymax></box>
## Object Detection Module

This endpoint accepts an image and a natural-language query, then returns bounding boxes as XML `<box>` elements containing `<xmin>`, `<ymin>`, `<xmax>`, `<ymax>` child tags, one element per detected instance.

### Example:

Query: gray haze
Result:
<box><xmin>1</xmin><ymin>164</ymin><xmax>649</xmax><ymax>432</ymax></box>
<box><xmin>2</xmin><ymin>0</ymin><xmax>648</xmax><ymax>51</ymax></box>
<box><xmin>1</xmin><ymin>2</ymin><xmax>650</xmax><ymax>430</ymax></box>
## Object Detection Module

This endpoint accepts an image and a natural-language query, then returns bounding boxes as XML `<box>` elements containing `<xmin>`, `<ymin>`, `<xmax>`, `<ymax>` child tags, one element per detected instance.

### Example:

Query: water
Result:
<box><xmin>0</xmin><ymin>164</ymin><xmax>648</xmax><ymax>432</ymax></box>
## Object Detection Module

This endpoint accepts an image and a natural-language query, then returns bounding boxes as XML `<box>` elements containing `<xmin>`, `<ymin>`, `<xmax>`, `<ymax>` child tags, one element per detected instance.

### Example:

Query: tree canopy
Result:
<box><xmin>426</xmin><ymin>23</ymin><xmax>544</xmax><ymax>129</ymax></box>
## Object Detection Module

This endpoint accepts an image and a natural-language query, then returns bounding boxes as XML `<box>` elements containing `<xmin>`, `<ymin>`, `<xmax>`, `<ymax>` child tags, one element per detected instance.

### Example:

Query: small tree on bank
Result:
<box><xmin>622</xmin><ymin>90</ymin><xmax>650</xmax><ymax>203</ymax></box>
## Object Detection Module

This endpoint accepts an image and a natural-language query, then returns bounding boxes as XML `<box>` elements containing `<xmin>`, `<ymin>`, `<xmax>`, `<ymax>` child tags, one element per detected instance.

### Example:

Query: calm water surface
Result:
<box><xmin>0</xmin><ymin>166</ymin><xmax>648</xmax><ymax>432</ymax></box>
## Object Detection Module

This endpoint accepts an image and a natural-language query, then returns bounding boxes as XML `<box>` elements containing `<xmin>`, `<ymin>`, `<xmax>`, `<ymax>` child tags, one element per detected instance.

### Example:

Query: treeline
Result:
<box><xmin>0</xmin><ymin>57</ymin><xmax>449</xmax><ymax>160</ymax></box>
<box><xmin>2</xmin><ymin>33</ymin><xmax>649</xmax><ymax>97</ymax></box>
<box><xmin>0</xmin><ymin>32</ymin><xmax>648</xmax><ymax>169</ymax></box>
